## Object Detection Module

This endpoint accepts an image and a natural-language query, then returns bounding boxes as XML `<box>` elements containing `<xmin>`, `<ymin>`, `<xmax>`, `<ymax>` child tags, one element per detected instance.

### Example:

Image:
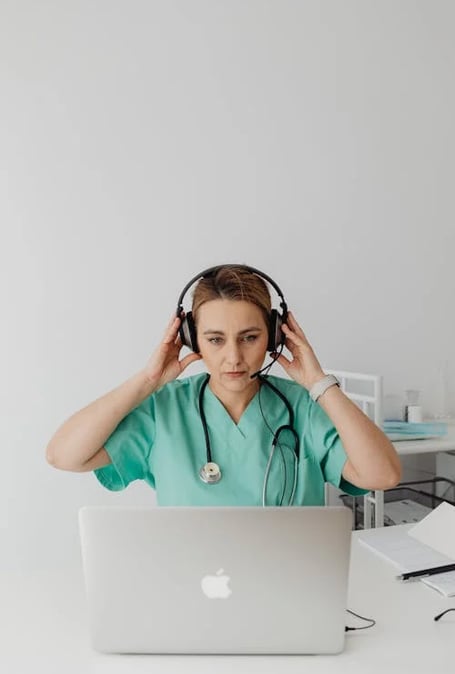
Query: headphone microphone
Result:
<box><xmin>250</xmin><ymin>346</ymin><xmax>284</xmax><ymax>379</ymax></box>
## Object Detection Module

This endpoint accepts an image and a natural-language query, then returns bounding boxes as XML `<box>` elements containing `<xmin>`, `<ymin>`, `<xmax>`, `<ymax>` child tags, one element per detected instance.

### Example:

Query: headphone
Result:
<box><xmin>176</xmin><ymin>264</ymin><xmax>288</xmax><ymax>354</ymax></box>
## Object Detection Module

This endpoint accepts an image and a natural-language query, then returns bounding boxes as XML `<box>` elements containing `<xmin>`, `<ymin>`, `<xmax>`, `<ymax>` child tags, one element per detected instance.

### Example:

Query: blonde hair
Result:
<box><xmin>192</xmin><ymin>265</ymin><xmax>272</xmax><ymax>325</ymax></box>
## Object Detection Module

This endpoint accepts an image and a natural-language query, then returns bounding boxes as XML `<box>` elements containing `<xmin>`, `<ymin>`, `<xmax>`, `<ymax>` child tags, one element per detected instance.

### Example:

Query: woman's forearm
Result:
<box><xmin>317</xmin><ymin>385</ymin><xmax>402</xmax><ymax>489</ymax></box>
<box><xmin>46</xmin><ymin>369</ymin><xmax>155</xmax><ymax>471</ymax></box>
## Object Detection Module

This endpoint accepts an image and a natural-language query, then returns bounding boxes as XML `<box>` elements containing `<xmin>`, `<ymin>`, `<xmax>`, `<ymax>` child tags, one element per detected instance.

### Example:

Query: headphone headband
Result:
<box><xmin>176</xmin><ymin>264</ymin><xmax>287</xmax><ymax>315</ymax></box>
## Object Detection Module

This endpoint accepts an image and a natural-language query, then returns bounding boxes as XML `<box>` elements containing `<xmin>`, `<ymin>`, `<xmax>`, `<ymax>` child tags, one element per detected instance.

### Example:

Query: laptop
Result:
<box><xmin>78</xmin><ymin>505</ymin><xmax>352</xmax><ymax>655</ymax></box>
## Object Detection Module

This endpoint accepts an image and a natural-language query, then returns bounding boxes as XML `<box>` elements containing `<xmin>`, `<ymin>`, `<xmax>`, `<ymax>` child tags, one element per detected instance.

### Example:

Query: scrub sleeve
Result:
<box><xmin>94</xmin><ymin>396</ymin><xmax>156</xmax><ymax>491</ymax></box>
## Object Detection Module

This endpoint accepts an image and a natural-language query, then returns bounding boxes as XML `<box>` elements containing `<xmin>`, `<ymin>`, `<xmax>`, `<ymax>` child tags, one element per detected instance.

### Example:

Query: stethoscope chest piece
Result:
<box><xmin>199</xmin><ymin>462</ymin><xmax>222</xmax><ymax>484</ymax></box>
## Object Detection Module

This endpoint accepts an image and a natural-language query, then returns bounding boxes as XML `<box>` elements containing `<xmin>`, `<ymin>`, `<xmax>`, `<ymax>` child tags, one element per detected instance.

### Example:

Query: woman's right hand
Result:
<box><xmin>142</xmin><ymin>315</ymin><xmax>202</xmax><ymax>390</ymax></box>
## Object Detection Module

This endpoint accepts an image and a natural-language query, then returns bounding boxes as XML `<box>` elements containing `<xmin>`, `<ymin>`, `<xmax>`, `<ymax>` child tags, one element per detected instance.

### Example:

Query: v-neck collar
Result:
<box><xmin>201</xmin><ymin>377</ymin><xmax>262</xmax><ymax>439</ymax></box>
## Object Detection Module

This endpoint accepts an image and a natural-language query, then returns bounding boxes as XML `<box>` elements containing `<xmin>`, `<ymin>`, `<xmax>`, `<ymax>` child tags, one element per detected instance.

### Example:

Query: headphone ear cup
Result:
<box><xmin>179</xmin><ymin>311</ymin><xmax>199</xmax><ymax>353</ymax></box>
<box><xmin>268</xmin><ymin>309</ymin><xmax>283</xmax><ymax>352</ymax></box>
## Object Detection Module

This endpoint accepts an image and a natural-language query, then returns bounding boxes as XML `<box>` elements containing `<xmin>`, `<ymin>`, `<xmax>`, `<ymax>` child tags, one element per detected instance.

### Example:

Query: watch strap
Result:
<box><xmin>309</xmin><ymin>374</ymin><xmax>340</xmax><ymax>402</ymax></box>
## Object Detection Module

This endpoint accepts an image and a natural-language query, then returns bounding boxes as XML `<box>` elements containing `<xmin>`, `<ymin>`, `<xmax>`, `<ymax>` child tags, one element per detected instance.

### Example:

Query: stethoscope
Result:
<box><xmin>198</xmin><ymin>373</ymin><xmax>300</xmax><ymax>506</ymax></box>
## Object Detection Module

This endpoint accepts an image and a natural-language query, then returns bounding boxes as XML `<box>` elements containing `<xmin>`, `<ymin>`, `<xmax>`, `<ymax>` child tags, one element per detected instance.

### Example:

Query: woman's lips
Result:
<box><xmin>224</xmin><ymin>371</ymin><xmax>246</xmax><ymax>377</ymax></box>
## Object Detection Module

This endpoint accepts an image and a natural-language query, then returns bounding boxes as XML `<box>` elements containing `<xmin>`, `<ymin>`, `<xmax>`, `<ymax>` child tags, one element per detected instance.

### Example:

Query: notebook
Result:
<box><xmin>358</xmin><ymin>524</ymin><xmax>455</xmax><ymax>597</ymax></box>
<box><xmin>79</xmin><ymin>505</ymin><xmax>352</xmax><ymax>654</ymax></box>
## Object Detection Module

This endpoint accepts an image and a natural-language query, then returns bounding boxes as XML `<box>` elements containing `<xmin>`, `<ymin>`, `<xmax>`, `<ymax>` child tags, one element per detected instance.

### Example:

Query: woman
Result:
<box><xmin>46</xmin><ymin>264</ymin><xmax>401</xmax><ymax>506</ymax></box>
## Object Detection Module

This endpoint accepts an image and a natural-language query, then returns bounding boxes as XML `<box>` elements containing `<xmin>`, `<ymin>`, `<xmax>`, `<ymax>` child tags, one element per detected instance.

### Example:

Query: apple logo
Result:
<box><xmin>201</xmin><ymin>568</ymin><xmax>232</xmax><ymax>599</ymax></box>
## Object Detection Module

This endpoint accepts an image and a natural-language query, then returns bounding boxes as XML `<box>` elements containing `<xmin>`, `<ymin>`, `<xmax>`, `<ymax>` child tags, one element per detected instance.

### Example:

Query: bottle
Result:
<box><xmin>404</xmin><ymin>389</ymin><xmax>422</xmax><ymax>423</ymax></box>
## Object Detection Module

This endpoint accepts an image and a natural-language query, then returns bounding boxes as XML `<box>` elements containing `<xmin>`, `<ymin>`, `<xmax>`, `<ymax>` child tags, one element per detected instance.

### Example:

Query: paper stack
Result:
<box><xmin>359</xmin><ymin>502</ymin><xmax>455</xmax><ymax>597</ymax></box>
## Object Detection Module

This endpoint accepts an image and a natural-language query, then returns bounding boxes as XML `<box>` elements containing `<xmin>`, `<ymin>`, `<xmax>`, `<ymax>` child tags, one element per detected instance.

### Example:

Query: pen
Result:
<box><xmin>398</xmin><ymin>562</ymin><xmax>455</xmax><ymax>581</ymax></box>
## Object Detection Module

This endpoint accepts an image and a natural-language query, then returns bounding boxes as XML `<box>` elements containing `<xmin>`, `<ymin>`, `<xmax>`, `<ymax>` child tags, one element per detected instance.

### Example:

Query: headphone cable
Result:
<box><xmin>258</xmin><ymin>378</ymin><xmax>298</xmax><ymax>506</ymax></box>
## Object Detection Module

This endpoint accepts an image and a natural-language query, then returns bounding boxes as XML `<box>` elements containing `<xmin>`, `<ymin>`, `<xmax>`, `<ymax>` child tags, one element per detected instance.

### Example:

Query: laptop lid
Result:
<box><xmin>78</xmin><ymin>506</ymin><xmax>352</xmax><ymax>655</ymax></box>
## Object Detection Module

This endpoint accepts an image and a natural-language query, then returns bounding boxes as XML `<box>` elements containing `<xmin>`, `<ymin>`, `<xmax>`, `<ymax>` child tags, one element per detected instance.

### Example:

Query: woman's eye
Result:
<box><xmin>207</xmin><ymin>335</ymin><xmax>258</xmax><ymax>345</ymax></box>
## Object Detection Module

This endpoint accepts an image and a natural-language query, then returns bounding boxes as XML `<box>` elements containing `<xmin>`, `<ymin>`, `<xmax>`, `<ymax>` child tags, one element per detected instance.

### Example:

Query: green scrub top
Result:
<box><xmin>94</xmin><ymin>373</ymin><xmax>368</xmax><ymax>506</ymax></box>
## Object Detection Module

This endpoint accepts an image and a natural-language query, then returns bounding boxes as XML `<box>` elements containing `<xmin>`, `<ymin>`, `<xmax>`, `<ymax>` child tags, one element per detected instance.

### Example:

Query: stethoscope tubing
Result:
<box><xmin>198</xmin><ymin>374</ymin><xmax>300</xmax><ymax>503</ymax></box>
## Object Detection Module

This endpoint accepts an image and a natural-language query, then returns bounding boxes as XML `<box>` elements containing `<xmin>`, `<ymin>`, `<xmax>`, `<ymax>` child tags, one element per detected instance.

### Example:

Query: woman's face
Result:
<box><xmin>196</xmin><ymin>299</ymin><xmax>269</xmax><ymax>395</ymax></box>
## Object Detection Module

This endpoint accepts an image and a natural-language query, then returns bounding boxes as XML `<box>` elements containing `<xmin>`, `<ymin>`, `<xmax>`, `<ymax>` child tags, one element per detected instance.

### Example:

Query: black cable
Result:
<box><xmin>434</xmin><ymin>608</ymin><xmax>455</xmax><ymax>621</ymax></box>
<box><xmin>345</xmin><ymin>609</ymin><xmax>376</xmax><ymax>632</ymax></box>
<box><xmin>258</xmin><ymin>381</ymin><xmax>299</xmax><ymax>505</ymax></box>
<box><xmin>257</xmin><ymin>381</ymin><xmax>278</xmax><ymax>440</ymax></box>
<box><xmin>258</xmin><ymin>384</ymin><xmax>288</xmax><ymax>504</ymax></box>
<box><xmin>258</xmin><ymin>373</ymin><xmax>295</xmax><ymax>430</ymax></box>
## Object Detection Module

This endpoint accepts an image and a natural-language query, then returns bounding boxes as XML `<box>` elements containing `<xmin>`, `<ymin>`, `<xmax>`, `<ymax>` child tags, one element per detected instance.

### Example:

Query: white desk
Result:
<box><xmin>359</xmin><ymin>426</ymin><xmax>455</xmax><ymax>527</ymax></box>
<box><xmin>1</xmin><ymin>527</ymin><xmax>454</xmax><ymax>673</ymax></box>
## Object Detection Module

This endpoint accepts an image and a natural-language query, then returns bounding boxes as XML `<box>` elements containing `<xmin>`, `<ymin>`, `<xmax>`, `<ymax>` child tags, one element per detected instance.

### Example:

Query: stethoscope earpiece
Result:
<box><xmin>199</xmin><ymin>462</ymin><xmax>222</xmax><ymax>484</ymax></box>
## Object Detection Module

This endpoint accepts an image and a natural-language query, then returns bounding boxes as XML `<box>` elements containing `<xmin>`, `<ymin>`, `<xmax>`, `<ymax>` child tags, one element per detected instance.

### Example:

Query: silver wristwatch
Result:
<box><xmin>309</xmin><ymin>374</ymin><xmax>340</xmax><ymax>403</ymax></box>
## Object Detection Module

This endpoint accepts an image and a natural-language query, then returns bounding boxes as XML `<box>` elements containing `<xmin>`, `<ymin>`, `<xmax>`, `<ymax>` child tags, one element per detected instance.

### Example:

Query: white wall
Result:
<box><xmin>1</xmin><ymin>0</ymin><xmax>454</xmax><ymax>570</ymax></box>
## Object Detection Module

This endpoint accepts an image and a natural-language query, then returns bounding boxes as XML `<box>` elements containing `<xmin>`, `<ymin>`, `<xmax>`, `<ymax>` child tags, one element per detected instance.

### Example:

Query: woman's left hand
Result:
<box><xmin>273</xmin><ymin>311</ymin><xmax>326</xmax><ymax>391</ymax></box>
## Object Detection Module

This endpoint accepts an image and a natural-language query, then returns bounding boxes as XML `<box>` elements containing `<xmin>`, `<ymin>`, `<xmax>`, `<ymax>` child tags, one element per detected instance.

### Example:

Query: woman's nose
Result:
<box><xmin>225</xmin><ymin>340</ymin><xmax>242</xmax><ymax>364</ymax></box>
